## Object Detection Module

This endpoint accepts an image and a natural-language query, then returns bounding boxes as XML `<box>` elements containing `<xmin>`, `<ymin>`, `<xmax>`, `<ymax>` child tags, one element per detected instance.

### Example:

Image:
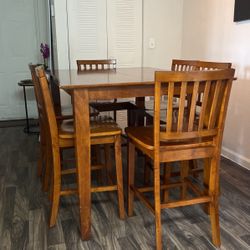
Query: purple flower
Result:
<box><xmin>40</xmin><ymin>43</ymin><xmax>50</xmax><ymax>59</ymax></box>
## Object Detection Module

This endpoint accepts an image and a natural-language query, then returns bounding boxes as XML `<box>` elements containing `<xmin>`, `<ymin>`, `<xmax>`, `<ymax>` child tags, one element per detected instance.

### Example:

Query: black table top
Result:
<box><xmin>18</xmin><ymin>79</ymin><xmax>34</xmax><ymax>87</ymax></box>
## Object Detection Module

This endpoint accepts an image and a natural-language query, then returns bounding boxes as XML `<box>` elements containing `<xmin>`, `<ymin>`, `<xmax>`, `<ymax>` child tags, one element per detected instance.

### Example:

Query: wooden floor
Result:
<box><xmin>0</xmin><ymin>126</ymin><xmax>250</xmax><ymax>250</ymax></box>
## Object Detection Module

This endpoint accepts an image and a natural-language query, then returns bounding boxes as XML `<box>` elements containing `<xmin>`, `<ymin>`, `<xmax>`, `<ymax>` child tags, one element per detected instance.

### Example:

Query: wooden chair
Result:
<box><xmin>29</xmin><ymin>64</ymin><xmax>74</xmax><ymax>190</ymax></box>
<box><xmin>29</xmin><ymin>64</ymin><xmax>102</xmax><ymax>191</ymax></box>
<box><xmin>171</xmin><ymin>59</ymin><xmax>232</xmax><ymax>191</ymax></box>
<box><xmin>144</xmin><ymin>60</ymin><xmax>232</xmax><ymax>184</ymax></box>
<box><xmin>76</xmin><ymin>59</ymin><xmax>142</xmax><ymax>126</ymax></box>
<box><xmin>126</xmin><ymin>68</ymin><xmax>235</xmax><ymax>249</ymax></box>
<box><xmin>29</xmin><ymin>64</ymin><xmax>50</xmax><ymax>184</ymax></box>
<box><xmin>36</xmin><ymin>66</ymin><xmax>125</xmax><ymax>227</ymax></box>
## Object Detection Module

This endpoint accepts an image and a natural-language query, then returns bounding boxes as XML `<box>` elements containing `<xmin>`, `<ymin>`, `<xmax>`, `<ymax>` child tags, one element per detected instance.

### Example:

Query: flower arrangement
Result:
<box><xmin>40</xmin><ymin>43</ymin><xmax>50</xmax><ymax>69</ymax></box>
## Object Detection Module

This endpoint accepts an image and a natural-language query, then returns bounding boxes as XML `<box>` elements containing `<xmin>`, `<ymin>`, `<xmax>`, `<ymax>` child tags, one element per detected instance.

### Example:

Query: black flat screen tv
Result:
<box><xmin>234</xmin><ymin>0</ymin><xmax>250</xmax><ymax>22</ymax></box>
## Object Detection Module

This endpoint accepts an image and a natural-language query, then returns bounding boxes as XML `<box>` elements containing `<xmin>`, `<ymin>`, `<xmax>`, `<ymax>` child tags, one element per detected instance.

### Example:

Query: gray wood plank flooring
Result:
<box><xmin>0</xmin><ymin>126</ymin><xmax>250</xmax><ymax>250</ymax></box>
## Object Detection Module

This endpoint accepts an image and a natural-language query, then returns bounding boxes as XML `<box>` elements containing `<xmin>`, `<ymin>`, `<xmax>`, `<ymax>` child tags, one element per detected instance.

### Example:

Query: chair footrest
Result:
<box><xmin>91</xmin><ymin>185</ymin><xmax>118</xmax><ymax>192</ymax></box>
<box><xmin>161</xmin><ymin>196</ymin><xmax>211</xmax><ymax>209</ymax></box>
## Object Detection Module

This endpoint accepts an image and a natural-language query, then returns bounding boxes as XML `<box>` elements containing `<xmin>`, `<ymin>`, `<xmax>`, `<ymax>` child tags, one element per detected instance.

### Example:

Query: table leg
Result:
<box><xmin>135</xmin><ymin>97</ymin><xmax>145</xmax><ymax>126</ymax></box>
<box><xmin>23</xmin><ymin>86</ymin><xmax>30</xmax><ymax>133</ymax></box>
<box><xmin>73</xmin><ymin>89</ymin><xmax>91</xmax><ymax>240</ymax></box>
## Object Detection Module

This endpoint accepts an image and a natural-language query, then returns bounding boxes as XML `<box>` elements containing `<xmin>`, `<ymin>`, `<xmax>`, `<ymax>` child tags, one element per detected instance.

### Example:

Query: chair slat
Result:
<box><xmin>177</xmin><ymin>82</ymin><xmax>187</xmax><ymax>132</ymax></box>
<box><xmin>215</xmin><ymin>80</ymin><xmax>233</xmax><ymax>131</ymax></box>
<box><xmin>154</xmin><ymin>81</ymin><xmax>162</xmax><ymax>148</ymax></box>
<box><xmin>208</xmin><ymin>80</ymin><xmax>222</xmax><ymax>129</ymax></box>
<box><xmin>188</xmin><ymin>81</ymin><xmax>199</xmax><ymax>131</ymax></box>
<box><xmin>198</xmin><ymin>81</ymin><xmax>211</xmax><ymax>130</ymax></box>
<box><xmin>166</xmin><ymin>82</ymin><xmax>174</xmax><ymax>132</ymax></box>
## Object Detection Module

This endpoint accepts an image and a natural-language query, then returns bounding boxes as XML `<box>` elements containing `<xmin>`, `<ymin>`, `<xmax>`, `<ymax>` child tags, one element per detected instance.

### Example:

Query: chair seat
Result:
<box><xmin>125</xmin><ymin>126</ymin><xmax>215</xmax><ymax>151</ymax></box>
<box><xmin>59</xmin><ymin>117</ymin><xmax>122</xmax><ymax>139</ymax></box>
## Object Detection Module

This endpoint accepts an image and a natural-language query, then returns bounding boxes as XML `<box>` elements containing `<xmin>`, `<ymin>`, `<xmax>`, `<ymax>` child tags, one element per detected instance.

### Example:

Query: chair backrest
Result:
<box><xmin>195</xmin><ymin>61</ymin><xmax>232</xmax><ymax>70</ymax></box>
<box><xmin>36</xmin><ymin>67</ymin><xmax>59</xmax><ymax>144</ymax></box>
<box><xmin>171</xmin><ymin>59</ymin><xmax>198</xmax><ymax>71</ymax></box>
<box><xmin>76</xmin><ymin>59</ymin><xmax>116</xmax><ymax>71</ymax></box>
<box><xmin>29</xmin><ymin>64</ymin><xmax>62</xmax><ymax>116</ymax></box>
<box><xmin>153</xmin><ymin>69</ymin><xmax>235</xmax><ymax>149</ymax></box>
<box><xmin>29</xmin><ymin>64</ymin><xmax>43</xmax><ymax>112</ymax></box>
<box><xmin>171</xmin><ymin>59</ymin><xmax>231</xmax><ymax>71</ymax></box>
<box><xmin>171</xmin><ymin>59</ymin><xmax>232</xmax><ymax>107</ymax></box>
<box><xmin>29</xmin><ymin>64</ymin><xmax>47</xmax><ymax>133</ymax></box>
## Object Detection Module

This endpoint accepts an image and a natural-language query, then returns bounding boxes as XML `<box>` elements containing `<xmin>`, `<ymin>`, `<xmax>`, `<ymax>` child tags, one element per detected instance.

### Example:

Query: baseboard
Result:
<box><xmin>0</xmin><ymin>119</ymin><xmax>38</xmax><ymax>128</ymax></box>
<box><xmin>222</xmin><ymin>146</ymin><xmax>250</xmax><ymax>170</ymax></box>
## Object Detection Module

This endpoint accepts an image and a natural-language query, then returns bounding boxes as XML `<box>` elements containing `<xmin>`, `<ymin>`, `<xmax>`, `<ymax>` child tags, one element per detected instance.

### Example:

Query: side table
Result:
<box><xmin>18</xmin><ymin>79</ymin><xmax>39</xmax><ymax>134</ymax></box>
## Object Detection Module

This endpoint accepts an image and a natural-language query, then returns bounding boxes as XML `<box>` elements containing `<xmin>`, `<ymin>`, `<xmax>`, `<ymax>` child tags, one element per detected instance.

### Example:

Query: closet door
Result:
<box><xmin>54</xmin><ymin>0</ymin><xmax>142</xmax><ymax>69</ymax></box>
<box><xmin>107</xmin><ymin>0</ymin><xmax>142</xmax><ymax>67</ymax></box>
<box><xmin>67</xmin><ymin>0</ymin><xmax>108</xmax><ymax>69</ymax></box>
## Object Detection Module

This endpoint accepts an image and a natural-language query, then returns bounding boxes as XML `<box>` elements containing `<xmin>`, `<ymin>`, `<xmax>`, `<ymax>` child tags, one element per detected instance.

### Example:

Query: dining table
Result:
<box><xmin>54</xmin><ymin>67</ymin><xmax>161</xmax><ymax>240</ymax></box>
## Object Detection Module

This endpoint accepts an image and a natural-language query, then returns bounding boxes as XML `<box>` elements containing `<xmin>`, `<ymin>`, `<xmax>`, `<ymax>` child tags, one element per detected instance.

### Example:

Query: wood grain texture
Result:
<box><xmin>0</xmin><ymin>126</ymin><xmax>249</xmax><ymax>249</ymax></box>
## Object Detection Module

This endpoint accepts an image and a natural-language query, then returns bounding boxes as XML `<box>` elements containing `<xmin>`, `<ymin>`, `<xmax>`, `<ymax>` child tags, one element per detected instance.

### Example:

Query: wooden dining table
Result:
<box><xmin>54</xmin><ymin>67</ymin><xmax>160</xmax><ymax>240</ymax></box>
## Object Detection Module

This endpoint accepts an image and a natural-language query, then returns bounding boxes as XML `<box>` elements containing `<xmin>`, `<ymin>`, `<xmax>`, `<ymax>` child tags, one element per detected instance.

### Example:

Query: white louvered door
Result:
<box><xmin>67</xmin><ymin>0</ymin><xmax>108</xmax><ymax>69</ymax></box>
<box><xmin>66</xmin><ymin>0</ymin><xmax>142</xmax><ymax>69</ymax></box>
<box><xmin>107</xmin><ymin>0</ymin><xmax>142</xmax><ymax>67</ymax></box>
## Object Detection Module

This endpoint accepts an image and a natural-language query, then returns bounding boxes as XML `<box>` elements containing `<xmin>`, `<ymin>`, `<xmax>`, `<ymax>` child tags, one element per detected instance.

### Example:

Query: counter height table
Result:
<box><xmin>54</xmin><ymin>67</ymin><xmax>160</xmax><ymax>240</ymax></box>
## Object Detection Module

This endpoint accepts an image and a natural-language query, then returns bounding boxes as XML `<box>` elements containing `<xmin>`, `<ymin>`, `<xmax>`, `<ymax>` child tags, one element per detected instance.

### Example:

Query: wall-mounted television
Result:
<box><xmin>234</xmin><ymin>0</ymin><xmax>250</xmax><ymax>22</ymax></box>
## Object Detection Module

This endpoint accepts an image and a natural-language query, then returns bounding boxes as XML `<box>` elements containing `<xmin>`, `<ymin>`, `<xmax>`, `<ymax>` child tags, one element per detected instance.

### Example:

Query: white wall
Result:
<box><xmin>0</xmin><ymin>0</ymin><xmax>49</xmax><ymax>120</ymax></box>
<box><xmin>143</xmin><ymin>0</ymin><xmax>183</xmax><ymax>69</ymax></box>
<box><xmin>182</xmin><ymin>0</ymin><xmax>250</xmax><ymax>169</ymax></box>
<box><xmin>53</xmin><ymin>0</ymin><xmax>71</xmax><ymax>70</ymax></box>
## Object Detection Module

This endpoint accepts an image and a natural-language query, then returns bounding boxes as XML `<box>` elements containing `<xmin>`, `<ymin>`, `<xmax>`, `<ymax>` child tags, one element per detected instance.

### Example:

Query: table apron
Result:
<box><xmin>62</xmin><ymin>84</ymin><xmax>203</xmax><ymax>101</ymax></box>
<box><xmin>62</xmin><ymin>85</ymin><xmax>153</xmax><ymax>100</ymax></box>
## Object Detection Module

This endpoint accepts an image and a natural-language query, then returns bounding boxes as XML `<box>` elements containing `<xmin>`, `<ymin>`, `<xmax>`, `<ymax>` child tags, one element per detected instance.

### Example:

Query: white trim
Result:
<box><xmin>221</xmin><ymin>147</ymin><xmax>250</xmax><ymax>170</ymax></box>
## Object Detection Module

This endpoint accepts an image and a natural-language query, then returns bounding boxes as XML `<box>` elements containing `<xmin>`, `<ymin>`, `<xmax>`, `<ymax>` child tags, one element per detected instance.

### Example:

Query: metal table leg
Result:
<box><xmin>22</xmin><ymin>85</ymin><xmax>30</xmax><ymax>133</ymax></box>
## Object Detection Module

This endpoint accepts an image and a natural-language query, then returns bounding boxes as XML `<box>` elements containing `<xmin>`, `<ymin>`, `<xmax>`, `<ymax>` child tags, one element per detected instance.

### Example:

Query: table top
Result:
<box><xmin>54</xmin><ymin>67</ymin><xmax>163</xmax><ymax>89</ymax></box>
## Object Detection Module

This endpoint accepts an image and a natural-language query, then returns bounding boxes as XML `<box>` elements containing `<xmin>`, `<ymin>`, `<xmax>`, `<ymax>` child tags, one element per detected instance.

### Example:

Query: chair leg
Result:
<box><xmin>113</xmin><ymin>99</ymin><xmax>117</xmax><ymax>122</ymax></box>
<box><xmin>127</xmin><ymin>109</ymin><xmax>133</xmax><ymax>127</ymax></box>
<box><xmin>190</xmin><ymin>159</ymin><xmax>199</xmax><ymax>178</ymax></box>
<box><xmin>203</xmin><ymin>158</ymin><xmax>211</xmax><ymax>214</ymax></box>
<box><xmin>180</xmin><ymin>161</ymin><xmax>189</xmax><ymax>200</ymax></box>
<box><xmin>49</xmin><ymin>147</ymin><xmax>61</xmax><ymax>227</ymax></box>
<box><xmin>144</xmin><ymin>155</ymin><xmax>151</xmax><ymax>185</ymax></box>
<box><xmin>49</xmin><ymin>171</ymin><xmax>53</xmax><ymax>202</ymax></box>
<box><xmin>104</xmin><ymin>144</ymin><xmax>112</xmax><ymax>185</ymax></box>
<box><xmin>43</xmin><ymin>142</ymin><xmax>52</xmax><ymax>192</ymax></box>
<box><xmin>114</xmin><ymin>135</ymin><xmax>125</xmax><ymax>220</ymax></box>
<box><xmin>37</xmin><ymin>145</ymin><xmax>43</xmax><ymax>177</ymax></box>
<box><xmin>128</xmin><ymin>141</ymin><xmax>135</xmax><ymax>216</ymax></box>
<box><xmin>92</xmin><ymin>145</ymin><xmax>103</xmax><ymax>185</ymax></box>
<box><xmin>163</xmin><ymin>163</ymin><xmax>171</xmax><ymax>203</ymax></box>
<box><xmin>38</xmin><ymin>128</ymin><xmax>46</xmax><ymax>177</ymax></box>
<box><xmin>154</xmin><ymin>159</ymin><xmax>162</xmax><ymax>250</ymax></box>
<box><xmin>209</xmin><ymin>156</ymin><xmax>221</xmax><ymax>247</ymax></box>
